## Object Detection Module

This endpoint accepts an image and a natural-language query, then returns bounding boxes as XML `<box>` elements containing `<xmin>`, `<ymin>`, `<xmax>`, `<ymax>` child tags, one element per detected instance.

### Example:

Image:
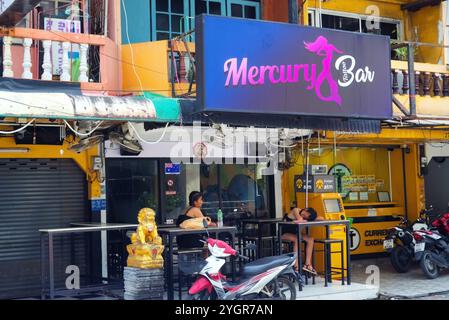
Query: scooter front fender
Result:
<box><xmin>189</xmin><ymin>276</ymin><xmax>213</xmax><ymax>295</ymax></box>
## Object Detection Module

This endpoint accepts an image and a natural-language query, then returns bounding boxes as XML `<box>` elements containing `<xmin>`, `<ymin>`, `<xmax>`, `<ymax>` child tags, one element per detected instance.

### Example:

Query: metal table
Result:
<box><xmin>158</xmin><ymin>226</ymin><xmax>237</xmax><ymax>300</ymax></box>
<box><xmin>240</xmin><ymin>218</ymin><xmax>283</xmax><ymax>258</ymax></box>
<box><xmin>277</xmin><ymin>220</ymin><xmax>351</xmax><ymax>291</ymax></box>
<box><xmin>40</xmin><ymin>223</ymin><xmax>138</xmax><ymax>299</ymax></box>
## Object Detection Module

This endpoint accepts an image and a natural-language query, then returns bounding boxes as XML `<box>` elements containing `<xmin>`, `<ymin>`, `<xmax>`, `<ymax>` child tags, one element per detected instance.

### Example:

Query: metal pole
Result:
<box><xmin>41</xmin><ymin>233</ymin><xmax>46</xmax><ymax>300</ymax></box>
<box><xmin>346</xmin><ymin>221</ymin><xmax>352</xmax><ymax>285</ymax></box>
<box><xmin>408</xmin><ymin>43</ymin><xmax>417</xmax><ymax>117</ymax></box>
<box><xmin>49</xmin><ymin>233</ymin><xmax>55</xmax><ymax>299</ymax></box>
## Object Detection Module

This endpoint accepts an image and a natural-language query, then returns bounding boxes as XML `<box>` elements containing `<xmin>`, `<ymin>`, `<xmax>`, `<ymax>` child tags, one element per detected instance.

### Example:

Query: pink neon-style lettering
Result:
<box><xmin>304</xmin><ymin>36</ymin><xmax>343</xmax><ymax>106</ymax></box>
<box><xmin>223</xmin><ymin>36</ymin><xmax>344</xmax><ymax>105</ymax></box>
<box><xmin>224</xmin><ymin>58</ymin><xmax>247</xmax><ymax>86</ymax></box>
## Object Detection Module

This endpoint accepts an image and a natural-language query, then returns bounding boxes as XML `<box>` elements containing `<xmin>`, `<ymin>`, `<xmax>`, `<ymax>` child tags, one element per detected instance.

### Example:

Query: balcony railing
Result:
<box><xmin>391</xmin><ymin>60</ymin><xmax>449</xmax><ymax>98</ymax></box>
<box><xmin>0</xmin><ymin>27</ymin><xmax>112</xmax><ymax>89</ymax></box>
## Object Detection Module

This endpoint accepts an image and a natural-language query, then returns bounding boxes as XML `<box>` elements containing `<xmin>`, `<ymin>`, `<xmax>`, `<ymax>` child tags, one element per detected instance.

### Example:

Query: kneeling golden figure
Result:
<box><xmin>126</xmin><ymin>208</ymin><xmax>164</xmax><ymax>269</ymax></box>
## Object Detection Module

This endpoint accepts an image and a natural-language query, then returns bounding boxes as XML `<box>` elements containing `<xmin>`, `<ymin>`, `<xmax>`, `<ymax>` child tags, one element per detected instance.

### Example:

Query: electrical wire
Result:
<box><xmin>0</xmin><ymin>118</ymin><xmax>36</xmax><ymax>134</ymax></box>
<box><xmin>127</xmin><ymin>122</ymin><xmax>170</xmax><ymax>145</ymax></box>
<box><xmin>64</xmin><ymin>119</ymin><xmax>104</xmax><ymax>137</ymax></box>
<box><xmin>121</xmin><ymin>0</ymin><xmax>146</xmax><ymax>96</ymax></box>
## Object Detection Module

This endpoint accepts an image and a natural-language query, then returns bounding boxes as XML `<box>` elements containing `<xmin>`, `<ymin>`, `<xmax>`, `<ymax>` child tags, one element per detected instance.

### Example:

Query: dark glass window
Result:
<box><xmin>156</xmin><ymin>13</ymin><xmax>169</xmax><ymax>31</ymax></box>
<box><xmin>321</xmin><ymin>14</ymin><xmax>360</xmax><ymax>32</ymax></box>
<box><xmin>162</xmin><ymin>162</ymin><xmax>187</xmax><ymax>224</ymax></box>
<box><xmin>156</xmin><ymin>0</ymin><xmax>168</xmax><ymax>11</ymax></box>
<box><xmin>157</xmin><ymin>32</ymin><xmax>170</xmax><ymax>40</ymax></box>
<box><xmin>106</xmin><ymin>159</ymin><xmax>160</xmax><ymax>224</ymax></box>
<box><xmin>153</xmin><ymin>0</ymin><xmax>188</xmax><ymax>40</ymax></box>
<box><xmin>245</xmin><ymin>6</ymin><xmax>256</xmax><ymax>19</ymax></box>
<box><xmin>195</xmin><ymin>0</ymin><xmax>208</xmax><ymax>14</ymax></box>
<box><xmin>171</xmin><ymin>0</ymin><xmax>184</xmax><ymax>13</ymax></box>
<box><xmin>361</xmin><ymin>19</ymin><xmax>399</xmax><ymax>39</ymax></box>
<box><xmin>171</xmin><ymin>15</ymin><xmax>182</xmax><ymax>32</ymax></box>
<box><xmin>231</xmin><ymin>4</ymin><xmax>243</xmax><ymax>17</ymax></box>
<box><xmin>200</xmin><ymin>163</ymin><xmax>219</xmax><ymax>217</ymax></box>
<box><xmin>209</xmin><ymin>1</ymin><xmax>222</xmax><ymax>15</ymax></box>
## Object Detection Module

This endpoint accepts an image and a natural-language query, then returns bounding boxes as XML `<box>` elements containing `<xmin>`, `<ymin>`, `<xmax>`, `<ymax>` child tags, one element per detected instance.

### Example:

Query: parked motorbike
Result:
<box><xmin>418</xmin><ymin>213</ymin><xmax>449</xmax><ymax>279</ymax></box>
<box><xmin>384</xmin><ymin>209</ymin><xmax>432</xmax><ymax>273</ymax></box>
<box><xmin>186</xmin><ymin>220</ymin><xmax>298</xmax><ymax>300</ymax></box>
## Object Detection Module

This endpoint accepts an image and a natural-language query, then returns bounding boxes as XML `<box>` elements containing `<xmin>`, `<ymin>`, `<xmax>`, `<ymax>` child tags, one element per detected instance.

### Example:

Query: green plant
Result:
<box><xmin>393</xmin><ymin>46</ymin><xmax>418</xmax><ymax>61</ymax></box>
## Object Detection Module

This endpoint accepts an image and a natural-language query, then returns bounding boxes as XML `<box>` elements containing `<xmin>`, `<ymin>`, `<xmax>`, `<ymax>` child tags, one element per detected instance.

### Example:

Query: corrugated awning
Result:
<box><xmin>0</xmin><ymin>90</ymin><xmax>180</xmax><ymax>123</ymax></box>
<box><xmin>0</xmin><ymin>78</ymin><xmax>180</xmax><ymax>123</ymax></box>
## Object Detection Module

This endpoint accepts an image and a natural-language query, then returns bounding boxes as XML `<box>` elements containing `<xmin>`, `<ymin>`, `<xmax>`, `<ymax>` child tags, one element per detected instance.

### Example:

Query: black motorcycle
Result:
<box><xmin>384</xmin><ymin>209</ymin><xmax>432</xmax><ymax>273</ymax></box>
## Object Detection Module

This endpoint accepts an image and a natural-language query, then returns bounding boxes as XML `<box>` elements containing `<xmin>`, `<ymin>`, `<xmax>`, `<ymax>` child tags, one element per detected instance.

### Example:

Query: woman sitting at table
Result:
<box><xmin>281</xmin><ymin>207</ymin><xmax>323</xmax><ymax>275</ymax></box>
<box><xmin>176</xmin><ymin>191</ymin><xmax>216</xmax><ymax>250</ymax></box>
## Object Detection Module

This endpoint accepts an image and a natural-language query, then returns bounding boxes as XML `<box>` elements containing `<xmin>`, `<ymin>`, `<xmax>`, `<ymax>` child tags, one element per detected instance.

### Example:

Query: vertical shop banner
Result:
<box><xmin>44</xmin><ymin>18</ymin><xmax>81</xmax><ymax>77</ymax></box>
<box><xmin>196</xmin><ymin>15</ymin><xmax>392</xmax><ymax>119</ymax></box>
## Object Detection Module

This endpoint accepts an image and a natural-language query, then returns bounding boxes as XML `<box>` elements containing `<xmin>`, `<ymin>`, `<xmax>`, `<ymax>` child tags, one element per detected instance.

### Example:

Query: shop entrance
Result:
<box><xmin>425</xmin><ymin>157</ymin><xmax>449</xmax><ymax>216</ymax></box>
<box><xmin>291</xmin><ymin>144</ymin><xmax>407</xmax><ymax>257</ymax></box>
<box><xmin>106</xmin><ymin>159</ymin><xmax>275</xmax><ymax>226</ymax></box>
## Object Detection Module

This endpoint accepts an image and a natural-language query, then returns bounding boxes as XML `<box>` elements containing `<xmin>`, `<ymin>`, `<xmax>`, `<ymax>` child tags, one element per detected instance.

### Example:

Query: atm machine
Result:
<box><xmin>294</xmin><ymin>174</ymin><xmax>348</xmax><ymax>279</ymax></box>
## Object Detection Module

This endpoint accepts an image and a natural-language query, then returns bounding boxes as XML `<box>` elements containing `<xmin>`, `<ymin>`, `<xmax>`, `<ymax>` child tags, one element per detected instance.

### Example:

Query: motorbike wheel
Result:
<box><xmin>259</xmin><ymin>276</ymin><xmax>296</xmax><ymax>300</ymax></box>
<box><xmin>420</xmin><ymin>250</ymin><xmax>440</xmax><ymax>279</ymax></box>
<box><xmin>390</xmin><ymin>246</ymin><xmax>412</xmax><ymax>273</ymax></box>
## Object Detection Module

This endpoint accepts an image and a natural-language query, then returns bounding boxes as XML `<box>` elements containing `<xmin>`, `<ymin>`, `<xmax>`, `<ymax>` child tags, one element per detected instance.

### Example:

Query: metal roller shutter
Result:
<box><xmin>0</xmin><ymin>158</ymin><xmax>88</xmax><ymax>299</ymax></box>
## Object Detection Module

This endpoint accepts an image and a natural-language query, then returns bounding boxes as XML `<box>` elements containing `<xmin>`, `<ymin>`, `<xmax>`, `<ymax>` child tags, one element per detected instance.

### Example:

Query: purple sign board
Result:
<box><xmin>195</xmin><ymin>15</ymin><xmax>392</xmax><ymax>119</ymax></box>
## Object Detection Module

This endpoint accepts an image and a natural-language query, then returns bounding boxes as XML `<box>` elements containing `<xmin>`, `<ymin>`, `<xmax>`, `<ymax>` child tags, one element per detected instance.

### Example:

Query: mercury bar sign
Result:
<box><xmin>196</xmin><ymin>15</ymin><xmax>392</xmax><ymax>119</ymax></box>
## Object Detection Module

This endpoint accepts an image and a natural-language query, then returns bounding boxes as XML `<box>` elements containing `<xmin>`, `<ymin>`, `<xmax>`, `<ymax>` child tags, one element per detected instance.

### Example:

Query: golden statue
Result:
<box><xmin>126</xmin><ymin>208</ymin><xmax>164</xmax><ymax>269</ymax></box>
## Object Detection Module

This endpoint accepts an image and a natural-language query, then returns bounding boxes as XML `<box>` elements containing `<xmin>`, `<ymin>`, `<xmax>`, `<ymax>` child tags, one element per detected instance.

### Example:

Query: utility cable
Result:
<box><xmin>127</xmin><ymin>122</ymin><xmax>170</xmax><ymax>145</ymax></box>
<box><xmin>0</xmin><ymin>118</ymin><xmax>36</xmax><ymax>134</ymax></box>
<box><xmin>64</xmin><ymin>119</ymin><xmax>104</xmax><ymax>137</ymax></box>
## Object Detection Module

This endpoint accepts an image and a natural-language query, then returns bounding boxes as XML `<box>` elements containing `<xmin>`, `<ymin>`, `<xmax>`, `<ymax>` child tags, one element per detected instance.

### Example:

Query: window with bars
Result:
<box><xmin>227</xmin><ymin>0</ymin><xmax>259</xmax><ymax>19</ymax></box>
<box><xmin>194</xmin><ymin>0</ymin><xmax>225</xmax><ymax>16</ymax></box>
<box><xmin>152</xmin><ymin>0</ymin><xmax>188</xmax><ymax>40</ymax></box>
<box><xmin>151</xmin><ymin>0</ymin><xmax>260</xmax><ymax>41</ymax></box>
<box><xmin>309</xmin><ymin>9</ymin><xmax>401</xmax><ymax>40</ymax></box>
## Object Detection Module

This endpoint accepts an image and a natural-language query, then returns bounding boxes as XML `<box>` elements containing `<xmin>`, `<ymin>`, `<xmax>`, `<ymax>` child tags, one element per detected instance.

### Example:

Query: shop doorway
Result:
<box><xmin>425</xmin><ymin>157</ymin><xmax>449</xmax><ymax>217</ymax></box>
<box><xmin>106</xmin><ymin>159</ymin><xmax>275</xmax><ymax>226</ymax></box>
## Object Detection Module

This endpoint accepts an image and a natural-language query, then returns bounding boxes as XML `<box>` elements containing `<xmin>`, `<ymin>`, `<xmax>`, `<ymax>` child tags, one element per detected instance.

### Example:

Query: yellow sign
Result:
<box><xmin>296</xmin><ymin>178</ymin><xmax>303</xmax><ymax>190</ymax></box>
<box><xmin>315</xmin><ymin>179</ymin><xmax>324</xmax><ymax>190</ymax></box>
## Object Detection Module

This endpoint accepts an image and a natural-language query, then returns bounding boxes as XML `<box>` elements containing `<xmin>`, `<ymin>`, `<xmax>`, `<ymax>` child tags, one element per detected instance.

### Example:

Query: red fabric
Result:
<box><xmin>207</xmin><ymin>238</ymin><xmax>237</xmax><ymax>256</ymax></box>
<box><xmin>432</xmin><ymin>213</ymin><xmax>449</xmax><ymax>235</ymax></box>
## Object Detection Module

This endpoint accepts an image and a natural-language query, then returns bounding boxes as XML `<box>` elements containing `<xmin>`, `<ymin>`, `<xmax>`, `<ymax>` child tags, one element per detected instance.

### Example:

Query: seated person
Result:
<box><xmin>281</xmin><ymin>207</ymin><xmax>324</xmax><ymax>275</ymax></box>
<box><xmin>176</xmin><ymin>191</ymin><xmax>216</xmax><ymax>250</ymax></box>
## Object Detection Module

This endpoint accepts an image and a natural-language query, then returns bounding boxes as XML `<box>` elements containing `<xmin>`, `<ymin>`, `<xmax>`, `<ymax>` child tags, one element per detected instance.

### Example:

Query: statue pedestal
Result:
<box><xmin>126</xmin><ymin>243</ymin><xmax>164</xmax><ymax>269</ymax></box>
<box><xmin>123</xmin><ymin>267</ymin><xmax>165</xmax><ymax>300</ymax></box>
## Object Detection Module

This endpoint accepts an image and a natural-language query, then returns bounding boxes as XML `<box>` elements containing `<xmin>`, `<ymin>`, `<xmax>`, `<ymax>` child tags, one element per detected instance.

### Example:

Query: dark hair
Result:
<box><xmin>189</xmin><ymin>191</ymin><xmax>203</xmax><ymax>206</ymax></box>
<box><xmin>303</xmin><ymin>207</ymin><xmax>318</xmax><ymax>221</ymax></box>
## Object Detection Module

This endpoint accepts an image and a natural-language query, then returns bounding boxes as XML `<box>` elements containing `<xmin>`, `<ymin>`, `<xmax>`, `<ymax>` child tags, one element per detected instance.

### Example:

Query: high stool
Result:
<box><xmin>314</xmin><ymin>239</ymin><xmax>345</xmax><ymax>287</ymax></box>
<box><xmin>176</xmin><ymin>248</ymin><xmax>204</xmax><ymax>299</ymax></box>
<box><xmin>280</xmin><ymin>239</ymin><xmax>315</xmax><ymax>285</ymax></box>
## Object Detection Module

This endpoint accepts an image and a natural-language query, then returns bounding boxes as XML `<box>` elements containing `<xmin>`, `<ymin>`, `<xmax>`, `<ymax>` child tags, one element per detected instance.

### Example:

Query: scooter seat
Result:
<box><xmin>242</xmin><ymin>253</ymin><xmax>295</xmax><ymax>276</ymax></box>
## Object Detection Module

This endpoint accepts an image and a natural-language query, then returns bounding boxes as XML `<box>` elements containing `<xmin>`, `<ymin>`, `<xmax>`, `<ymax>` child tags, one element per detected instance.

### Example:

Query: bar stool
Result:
<box><xmin>176</xmin><ymin>248</ymin><xmax>204</xmax><ymax>299</ymax></box>
<box><xmin>314</xmin><ymin>239</ymin><xmax>345</xmax><ymax>287</ymax></box>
